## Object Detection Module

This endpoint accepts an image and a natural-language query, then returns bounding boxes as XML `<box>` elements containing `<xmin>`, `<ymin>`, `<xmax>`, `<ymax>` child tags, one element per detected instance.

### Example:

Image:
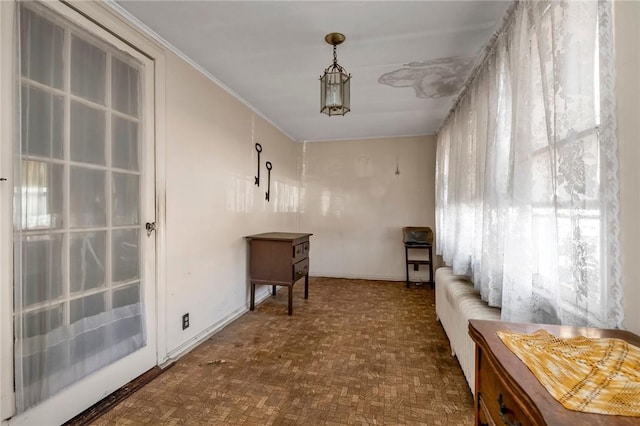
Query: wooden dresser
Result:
<box><xmin>469</xmin><ymin>319</ymin><xmax>640</xmax><ymax>426</ymax></box>
<box><xmin>245</xmin><ymin>232</ymin><xmax>312</xmax><ymax>315</ymax></box>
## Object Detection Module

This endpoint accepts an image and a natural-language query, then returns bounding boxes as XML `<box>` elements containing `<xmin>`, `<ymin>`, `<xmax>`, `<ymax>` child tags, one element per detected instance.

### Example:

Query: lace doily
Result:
<box><xmin>497</xmin><ymin>329</ymin><xmax>640</xmax><ymax>417</ymax></box>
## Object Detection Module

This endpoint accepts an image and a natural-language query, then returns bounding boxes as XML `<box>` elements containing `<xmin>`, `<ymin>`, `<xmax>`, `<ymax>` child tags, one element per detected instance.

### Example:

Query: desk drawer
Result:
<box><xmin>293</xmin><ymin>258</ymin><xmax>309</xmax><ymax>282</ymax></box>
<box><xmin>478</xmin><ymin>355</ymin><xmax>530</xmax><ymax>426</ymax></box>
<box><xmin>293</xmin><ymin>241</ymin><xmax>309</xmax><ymax>263</ymax></box>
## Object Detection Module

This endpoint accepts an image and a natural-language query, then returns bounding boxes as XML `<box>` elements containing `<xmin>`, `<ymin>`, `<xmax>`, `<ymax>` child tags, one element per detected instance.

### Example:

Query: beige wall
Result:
<box><xmin>298</xmin><ymin>136</ymin><xmax>437</xmax><ymax>281</ymax></box>
<box><xmin>164</xmin><ymin>53</ymin><xmax>299</xmax><ymax>355</ymax></box>
<box><xmin>615</xmin><ymin>0</ymin><xmax>640</xmax><ymax>335</ymax></box>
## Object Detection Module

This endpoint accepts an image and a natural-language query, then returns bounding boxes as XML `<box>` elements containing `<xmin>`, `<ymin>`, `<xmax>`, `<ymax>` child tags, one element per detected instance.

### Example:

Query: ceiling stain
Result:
<box><xmin>378</xmin><ymin>56</ymin><xmax>476</xmax><ymax>99</ymax></box>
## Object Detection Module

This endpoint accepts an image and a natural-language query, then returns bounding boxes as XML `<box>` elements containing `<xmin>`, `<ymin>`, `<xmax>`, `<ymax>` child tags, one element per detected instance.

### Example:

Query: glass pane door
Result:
<box><xmin>14</xmin><ymin>4</ymin><xmax>148</xmax><ymax>412</ymax></box>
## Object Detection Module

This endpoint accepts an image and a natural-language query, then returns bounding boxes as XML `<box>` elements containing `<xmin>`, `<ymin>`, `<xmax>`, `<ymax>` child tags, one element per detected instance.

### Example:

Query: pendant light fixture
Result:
<box><xmin>320</xmin><ymin>33</ymin><xmax>351</xmax><ymax>116</ymax></box>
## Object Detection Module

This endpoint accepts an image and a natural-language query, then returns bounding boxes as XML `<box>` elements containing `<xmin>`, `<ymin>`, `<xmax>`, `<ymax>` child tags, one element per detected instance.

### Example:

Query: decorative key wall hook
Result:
<box><xmin>265</xmin><ymin>161</ymin><xmax>272</xmax><ymax>202</ymax></box>
<box><xmin>254</xmin><ymin>143</ymin><xmax>262</xmax><ymax>186</ymax></box>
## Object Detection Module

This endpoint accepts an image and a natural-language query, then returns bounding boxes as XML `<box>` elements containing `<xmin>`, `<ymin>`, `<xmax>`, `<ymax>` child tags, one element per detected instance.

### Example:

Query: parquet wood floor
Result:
<box><xmin>91</xmin><ymin>277</ymin><xmax>473</xmax><ymax>425</ymax></box>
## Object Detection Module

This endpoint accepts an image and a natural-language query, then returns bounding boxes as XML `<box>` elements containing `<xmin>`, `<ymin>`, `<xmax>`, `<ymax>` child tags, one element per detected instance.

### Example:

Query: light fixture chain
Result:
<box><xmin>333</xmin><ymin>44</ymin><xmax>338</xmax><ymax>66</ymax></box>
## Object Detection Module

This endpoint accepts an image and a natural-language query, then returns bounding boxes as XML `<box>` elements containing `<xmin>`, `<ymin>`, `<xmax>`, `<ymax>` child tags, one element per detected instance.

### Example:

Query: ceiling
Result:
<box><xmin>114</xmin><ymin>1</ymin><xmax>510</xmax><ymax>142</ymax></box>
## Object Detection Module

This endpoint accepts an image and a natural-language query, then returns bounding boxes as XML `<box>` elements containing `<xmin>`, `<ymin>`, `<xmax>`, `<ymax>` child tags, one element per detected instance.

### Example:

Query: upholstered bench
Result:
<box><xmin>435</xmin><ymin>267</ymin><xmax>501</xmax><ymax>394</ymax></box>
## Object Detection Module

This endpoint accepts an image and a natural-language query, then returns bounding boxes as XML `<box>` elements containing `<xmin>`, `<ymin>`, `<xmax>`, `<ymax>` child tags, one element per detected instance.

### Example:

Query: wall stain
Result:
<box><xmin>378</xmin><ymin>56</ymin><xmax>476</xmax><ymax>99</ymax></box>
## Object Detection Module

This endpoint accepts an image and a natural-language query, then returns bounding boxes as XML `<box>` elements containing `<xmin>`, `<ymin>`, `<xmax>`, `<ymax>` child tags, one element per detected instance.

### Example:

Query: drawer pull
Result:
<box><xmin>498</xmin><ymin>394</ymin><xmax>522</xmax><ymax>426</ymax></box>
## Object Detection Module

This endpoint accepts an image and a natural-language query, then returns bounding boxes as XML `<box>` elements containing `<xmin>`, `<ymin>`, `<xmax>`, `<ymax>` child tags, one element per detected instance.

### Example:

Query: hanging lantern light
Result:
<box><xmin>320</xmin><ymin>33</ymin><xmax>351</xmax><ymax>116</ymax></box>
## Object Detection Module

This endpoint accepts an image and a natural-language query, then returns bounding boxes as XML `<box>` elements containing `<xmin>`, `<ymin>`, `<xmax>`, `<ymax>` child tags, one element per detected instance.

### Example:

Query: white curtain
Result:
<box><xmin>15</xmin><ymin>4</ymin><xmax>146</xmax><ymax>411</ymax></box>
<box><xmin>435</xmin><ymin>0</ymin><xmax>623</xmax><ymax>328</ymax></box>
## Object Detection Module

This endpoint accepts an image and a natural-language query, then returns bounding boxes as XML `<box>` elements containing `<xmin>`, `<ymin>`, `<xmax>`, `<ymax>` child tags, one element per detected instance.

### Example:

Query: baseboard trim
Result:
<box><xmin>311</xmin><ymin>273</ymin><xmax>406</xmax><ymax>282</ymax></box>
<box><xmin>163</xmin><ymin>289</ymin><xmax>272</xmax><ymax>363</ymax></box>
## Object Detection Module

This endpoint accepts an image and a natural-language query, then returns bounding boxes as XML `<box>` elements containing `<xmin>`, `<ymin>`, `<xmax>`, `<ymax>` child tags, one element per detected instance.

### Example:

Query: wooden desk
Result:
<box><xmin>469</xmin><ymin>319</ymin><xmax>640</xmax><ymax>426</ymax></box>
<box><xmin>245</xmin><ymin>232</ymin><xmax>312</xmax><ymax>315</ymax></box>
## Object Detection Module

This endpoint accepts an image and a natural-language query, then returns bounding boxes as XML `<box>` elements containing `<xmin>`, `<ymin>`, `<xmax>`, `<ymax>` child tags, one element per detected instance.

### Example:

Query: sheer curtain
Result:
<box><xmin>435</xmin><ymin>0</ymin><xmax>623</xmax><ymax>328</ymax></box>
<box><xmin>15</xmin><ymin>4</ymin><xmax>146</xmax><ymax>411</ymax></box>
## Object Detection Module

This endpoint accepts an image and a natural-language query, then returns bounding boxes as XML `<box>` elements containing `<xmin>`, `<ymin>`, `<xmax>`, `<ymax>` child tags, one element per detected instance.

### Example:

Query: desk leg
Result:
<box><xmin>250</xmin><ymin>282</ymin><xmax>255</xmax><ymax>311</ymax></box>
<box><xmin>272</xmin><ymin>285</ymin><xmax>277</xmax><ymax>296</ymax></box>
<box><xmin>304</xmin><ymin>274</ymin><xmax>309</xmax><ymax>299</ymax></box>
<box><xmin>288</xmin><ymin>286</ymin><xmax>293</xmax><ymax>316</ymax></box>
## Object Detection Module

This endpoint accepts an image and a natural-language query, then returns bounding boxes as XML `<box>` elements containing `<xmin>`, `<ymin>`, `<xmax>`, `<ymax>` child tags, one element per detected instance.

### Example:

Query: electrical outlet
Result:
<box><xmin>182</xmin><ymin>313</ymin><xmax>189</xmax><ymax>330</ymax></box>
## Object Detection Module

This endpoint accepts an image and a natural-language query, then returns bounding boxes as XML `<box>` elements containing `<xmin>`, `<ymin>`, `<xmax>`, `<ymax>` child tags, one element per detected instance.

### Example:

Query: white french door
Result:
<box><xmin>7</xmin><ymin>1</ymin><xmax>157</xmax><ymax>423</ymax></box>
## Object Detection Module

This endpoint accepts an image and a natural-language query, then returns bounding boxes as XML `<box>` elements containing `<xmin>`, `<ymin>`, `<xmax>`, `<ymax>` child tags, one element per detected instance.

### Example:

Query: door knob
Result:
<box><xmin>145</xmin><ymin>222</ymin><xmax>156</xmax><ymax>236</ymax></box>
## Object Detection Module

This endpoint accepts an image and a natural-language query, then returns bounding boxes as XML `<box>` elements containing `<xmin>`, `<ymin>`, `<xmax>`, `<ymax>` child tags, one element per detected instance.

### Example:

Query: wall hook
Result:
<box><xmin>254</xmin><ymin>143</ymin><xmax>262</xmax><ymax>186</ymax></box>
<box><xmin>265</xmin><ymin>161</ymin><xmax>272</xmax><ymax>202</ymax></box>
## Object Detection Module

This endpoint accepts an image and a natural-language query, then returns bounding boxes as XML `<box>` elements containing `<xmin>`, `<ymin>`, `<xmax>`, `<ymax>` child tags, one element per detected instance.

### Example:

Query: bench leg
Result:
<box><xmin>272</xmin><ymin>285</ymin><xmax>277</xmax><ymax>296</ymax></box>
<box><xmin>288</xmin><ymin>285</ymin><xmax>293</xmax><ymax>315</ymax></box>
<box><xmin>304</xmin><ymin>274</ymin><xmax>309</xmax><ymax>299</ymax></box>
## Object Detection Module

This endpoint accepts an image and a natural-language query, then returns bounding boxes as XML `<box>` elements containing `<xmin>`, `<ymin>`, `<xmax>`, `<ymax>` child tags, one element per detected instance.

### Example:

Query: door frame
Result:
<box><xmin>0</xmin><ymin>1</ymin><xmax>168</xmax><ymax>423</ymax></box>
<box><xmin>0</xmin><ymin>1</ymin><xmax>17</xmax><ymax>420</ymax></box>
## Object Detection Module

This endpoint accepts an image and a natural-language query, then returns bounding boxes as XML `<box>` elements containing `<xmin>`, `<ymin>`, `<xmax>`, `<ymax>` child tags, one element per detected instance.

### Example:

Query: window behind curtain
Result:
<box><xmin>435</xmin><ymin>0</ymin><xmax>623</xmax><ymax>328</ymax></box>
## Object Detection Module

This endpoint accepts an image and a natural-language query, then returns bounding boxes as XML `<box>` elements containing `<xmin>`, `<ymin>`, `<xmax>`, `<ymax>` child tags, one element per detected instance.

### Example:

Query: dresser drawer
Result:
<box><xmin>292</xmin><ymin>240</ymin><xmax>309</xmax><ymax>263</ymax></box>
<box><xmin>478</xmin><ymin>396</ymin><xmax>494</xmax><ymax>426</ymax></box>
<box><xmin>293</xmin><ymin>258</ymin><xmax>309</xmax><ymax>282</ymax></box>
<box><xmin>478</xmin><ymin>354</ymin><xmax>531</xmax><ymax>426</ymax></box>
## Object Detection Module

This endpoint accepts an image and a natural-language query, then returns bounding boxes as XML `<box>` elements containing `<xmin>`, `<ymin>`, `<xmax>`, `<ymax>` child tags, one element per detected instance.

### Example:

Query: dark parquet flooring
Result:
<box><xmin>91</xmin><ymin>277</ymin><xmax>473</xmax><ymax>425</ymax></box>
